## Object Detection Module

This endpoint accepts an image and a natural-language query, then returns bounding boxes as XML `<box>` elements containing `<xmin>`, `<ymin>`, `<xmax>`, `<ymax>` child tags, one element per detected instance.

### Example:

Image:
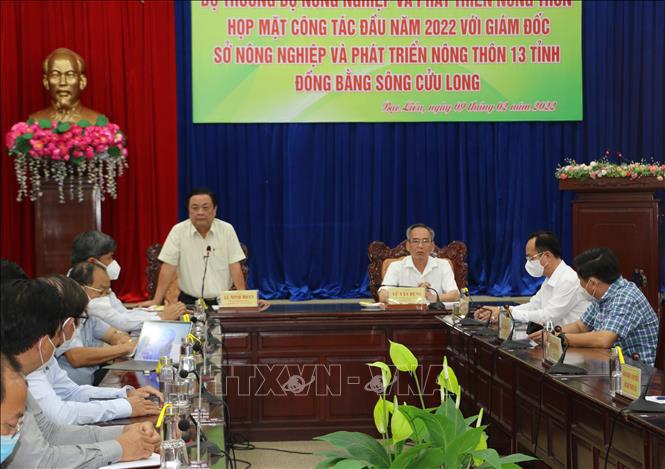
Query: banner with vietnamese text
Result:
<box><xmin>192</xmin><ymin>0</ymin><xmax>582</xmax><ymax>123</ymax></box>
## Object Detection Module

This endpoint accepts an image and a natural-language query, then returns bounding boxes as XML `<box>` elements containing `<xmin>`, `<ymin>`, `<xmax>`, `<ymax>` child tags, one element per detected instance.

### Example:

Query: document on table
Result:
<box><xmin>98</xmin><ymin>453</ymin><xmax>160</xmax><ymax>469</ymax></box>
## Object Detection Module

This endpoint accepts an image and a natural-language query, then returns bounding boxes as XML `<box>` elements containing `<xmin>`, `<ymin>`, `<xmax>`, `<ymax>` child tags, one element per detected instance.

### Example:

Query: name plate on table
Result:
<box><xmin>620</xmin><ymin>363</ymin><xmax>641</xmax><ymax>400</ymax></box>
<box><xmin>387</xmin><ymin>287</ymin><xmax>427</xmax><ymax>310</ymax></box>
<box><xmin>544</xmin><ymin>333</ymin><xmax>563</xmax><ymax>364</ymax></box>
<box><xmin>218</xmin><ymin>290</ymin><xmax>259</xmax><ymax>308</ymax></box>
<box><xmin>498</xmin><ymin>312</ymin><xmax>512</xmax><ymax>341</ymax></box>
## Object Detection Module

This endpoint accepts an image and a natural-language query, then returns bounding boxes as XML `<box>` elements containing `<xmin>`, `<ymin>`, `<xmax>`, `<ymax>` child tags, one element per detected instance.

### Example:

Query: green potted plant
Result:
<box><xmin>314</xmin><ymin>341</ymin><xmax>535</xmax><ymax>469</ymax></box>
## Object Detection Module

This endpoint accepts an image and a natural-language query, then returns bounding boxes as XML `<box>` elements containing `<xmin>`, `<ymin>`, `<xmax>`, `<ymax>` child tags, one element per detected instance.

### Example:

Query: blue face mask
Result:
<box><xmin>0</xmin><ymin>432</ymin><xmax>20</xmax><ymax>463</ymax></box>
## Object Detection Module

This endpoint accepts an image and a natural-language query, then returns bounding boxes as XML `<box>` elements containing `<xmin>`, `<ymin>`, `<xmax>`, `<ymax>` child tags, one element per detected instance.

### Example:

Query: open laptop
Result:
<box><xmin>104</xmin><ymin>320</ymin><xmax>192</xmax><ymax>371</ymax></box>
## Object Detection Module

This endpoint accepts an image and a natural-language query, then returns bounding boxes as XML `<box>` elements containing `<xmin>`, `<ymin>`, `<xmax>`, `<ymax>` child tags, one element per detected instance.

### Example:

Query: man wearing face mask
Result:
<box><xmin>539</xmin><ymin>248</ymin><xmax>658</xmax><ymax>366</ymax></box>
<box><xmin>1</xmin><ymin>353</ymin><xmax>25</xmax><ymax>465</ymax></box>
<box><xmin>26</xmin><ymin>275</ymin><xmax>163</xmax><ymax>425</ymax></box>
<box><xmin>1</xmin><ymin>279</ymin><xmax>161</xmax><ymax>468</ymax></box>
<box><xmin>475</xmin><ymin>231</ymin><xmax>590</xmax><ymax>325</ymax></box>
<box><xmin>59</xmin><ymin>263</ymin><xmax>137</xmax><ymax>385</ymax></box>
<box><xmin>71</xmin><ymin>231</ymin><xmax>187</xmax><ymax>332</ymax></box>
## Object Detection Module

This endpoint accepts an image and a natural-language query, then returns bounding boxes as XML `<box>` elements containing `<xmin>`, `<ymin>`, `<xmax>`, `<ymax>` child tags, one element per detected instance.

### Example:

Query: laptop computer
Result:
<box><xmin>104</xmin><ymin>320</ymin><xmax>192</xmax><ymax>371</ymax></box>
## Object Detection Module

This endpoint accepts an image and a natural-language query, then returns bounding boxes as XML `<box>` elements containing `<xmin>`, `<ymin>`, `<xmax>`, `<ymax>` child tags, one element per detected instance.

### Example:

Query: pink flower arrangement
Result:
<box><xmin>5</xmin><ymin>117</ymin><xmax>128</xmax><ymax>202</ymax></box>
<box><xmin>555</xmin><ymin>153</ymin><xmax>664</xmax><ymax>182</ymax></box>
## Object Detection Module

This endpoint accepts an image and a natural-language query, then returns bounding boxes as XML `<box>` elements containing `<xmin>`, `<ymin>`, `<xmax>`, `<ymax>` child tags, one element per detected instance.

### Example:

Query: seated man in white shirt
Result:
<box><xmin>71</xmin><ymin>231</ymin><xmax>186</xmax><ymax>332</ymax></box>
<box><xmin>474</xmin><ymin>230</ymin><xmax>590</xmax><ymax>326</ymax></box>
<box><xmin>379</xmin><ymin>224</ymin><xmax>461</xmax><ymax>304</ymax></box>
<box><xmin>27</xmin><ymin>275</ymin><xmax>162</xmax><ymax>425</ymax></box>
<box><xmin>59</xmin><ymin>263</ymin><xmax>138</xmax><ymax>386</ymax></box>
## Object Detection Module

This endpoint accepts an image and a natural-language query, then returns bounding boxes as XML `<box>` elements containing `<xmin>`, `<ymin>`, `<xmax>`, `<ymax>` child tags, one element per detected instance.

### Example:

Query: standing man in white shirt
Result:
<box><xmin>474</xmin><ymin>230</ymin><xmax>590</xmax><ymax>326</ymax></box>
<box><xmin>379</xmin><ymin>224</ymin><xmax>461</xmax><ymax>304</ymax></box>
<box><xmin>141</xmin><ymin>188</ymin><xmax>247</xmax><ymax>306</ymax></box>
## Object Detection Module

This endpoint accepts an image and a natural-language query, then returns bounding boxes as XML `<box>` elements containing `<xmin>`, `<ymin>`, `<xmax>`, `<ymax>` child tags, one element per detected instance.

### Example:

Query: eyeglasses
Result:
<box><xmin>525</xmin><ymin>252</ymin><xmax>544</xmax><ymax>262</ymax></box>
<box><xmin>77</xmin><ymin>313</ymin><xmax>90</xmax><ymax>327</ymax></box>
<box><xmin>1</xmin><ymin>416</ymin><xmax>24</xmax><ymax>437</ymax></box>
<box><xmin>84</xmin><ymin>284</ymin><xmax>111</xmax><ymax>296</ymax></box>
<box><xmin>409</xmin><ymin>239</ymin><xmax>432</xmax><ymax>246</ymax></box>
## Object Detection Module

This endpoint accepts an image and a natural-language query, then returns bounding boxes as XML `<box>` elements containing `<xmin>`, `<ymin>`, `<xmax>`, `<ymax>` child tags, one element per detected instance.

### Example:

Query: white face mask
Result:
<box><xmin>104</xmin><ymin>260</ymin><xmax>121</xmax><ymax>281</ymax></box>
<box><xmin>525</xmin><ymin>258</ymin><xmax>545</xmax><ymax>278</ymax></box>
<box><xmin>58</xmin><ymin>318</ymin><xmax>79</xmax><ymax>351</ymax></box>
<box><xmin>37</xmin><ymin>336</ymin><xmax>55</xmax><ymax>372</ymax></box>
<box><xmin>581</xmin><ymin>279</ymin><xmax>597</xmax><ymax>302</ymax></box>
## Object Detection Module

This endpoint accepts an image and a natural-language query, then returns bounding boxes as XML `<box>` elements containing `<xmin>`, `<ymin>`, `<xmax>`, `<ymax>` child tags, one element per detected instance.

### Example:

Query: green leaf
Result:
<box><xmin>108</xmin><ymin>146</ymin><xmax>121</xmax><ymax>157</ymax></box>
<box><xmin>389</xmin><ymin>443</ymin><xmax>432</xmax><ymax>469</ymax></box>
<box><xmin>472</xmin><ymin>433</ymin><xmax>489</xmax><ymax>467</ymax></box>
<box><xmin>441</xmin><ymin>426</ymin><xmax>487</xmax><ymax>468</ymax></box>
<box><xmin>473</xmin><ymin>448</ymin><xmax>501</xmax><ymax>469</ymax></box>
<box><xmin>373</xmin><ymin>398</ymin><xmax>394</xmax><ymax>434</ymax></box>
<box><xmin>26</xmin><ymin>118</ymin><xmax>34</xmax><ymax>125</ymax></box>
<box><xmin>318</xmin><ymin>450</ymin><xmax>352</xmax><ymax>459</ymax></box>
<box><xmin>95</xmin><ymin>115</ymin><xmax>109</xmax><ymax>126</ymax></box>
<box><xmin>331</xmin><ymin>460</ymin><xmax>368</xmax><ymax>469</ymax></box>
<box><xmin>77</xmin><ymin>119</ymin><xmax>92</xmax><ymax>128</ymax></box>
<box><xmin>15</xmin><ymin>136</ymin><xmax>31</xmax><ymax>154</ymax></box>
<box><xmin>315</xmin><ymin>457</ymin><xmax>346</xmax><ymax>469</ymax></box>
<box><xmin>497</xmin><ymin>453</ymin><xmax>537</xmax><ymax>464</ymax></box>
<box><xmin>391</xmin><ymin>407</ymin><xmax>413</xmax><ymax>444</ymax></box>
<box><xmin>55</xmin><ymin>121</ymin><xmax>71</xmax><ymax>133</ymax></box>
<box><xmin>437</xmin><ymin>357</ymin><xmax>460</xmax><ymax>396</ymax></box>
<box><xmin>315</xmin><ymin>432</ymin><xmax>390</xmax><ymax>469</ymax></box>
<box><xmin>367</xmin><ymin>361</ymin><xmax>392</xmax><ymax>390</ymax></box>
<box><xmin>389</xmin><ymin>341</ymin><xmax>418</xmax><ymax>373</ymax></box>
<box><xmin>38</xmin><ymin>119</ymin><xmax>52</xmax><ymax>129</ymax></box>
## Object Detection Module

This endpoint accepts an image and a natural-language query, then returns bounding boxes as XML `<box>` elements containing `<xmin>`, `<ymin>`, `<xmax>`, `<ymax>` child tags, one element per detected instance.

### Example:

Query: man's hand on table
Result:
<box><xmin>474</xmin><ymin>306</ymin><xmax>499</xmax><ymax>322</ymax></box>
<box><xmin>127</xmin><ymin>385</ymin><xmax>164</xmax><ymax>405</ymax></box>
<box><xmin>109</xmin><ymin>331</ymin><xmax>131</xmax><ymax>345</ymax></box>
<box><xmin>258</xmin><ymin>299</ymin><xmax>271</xmax><ymax>311</ymax></box>
<box><xmin>117</xmin><ymin>425</ymin><xmax>159</xmax><ymax>461</ymax></box>
<box><xmin>127</xmin><ymin>394</ymin><xmax>161</xmax><ymax>417</ymax></box>
<box><xmin>159</xmin><ymin>301</ymin><xmax>187</xmax><ymax>321</ymax></box>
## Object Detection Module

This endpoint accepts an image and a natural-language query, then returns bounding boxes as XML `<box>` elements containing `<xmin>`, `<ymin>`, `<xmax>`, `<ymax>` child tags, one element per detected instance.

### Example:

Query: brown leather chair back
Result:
<box><xmin>367</xmin><ymin>240</ymin><xmax>468</xmax><ymax>301</ymax></box>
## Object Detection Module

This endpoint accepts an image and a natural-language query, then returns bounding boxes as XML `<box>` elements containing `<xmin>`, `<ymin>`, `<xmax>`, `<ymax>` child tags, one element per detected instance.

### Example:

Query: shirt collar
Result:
<box><xmin>599</xmin><ymin>276</ymin><xmax>626</xmax><ymax>304</ymax></box>
<box><xmin>545</xmin><ymin>259</ymin><xmax>566</xmax><ymax>287</ymax></box>
<box><xmin>188</xmin><ymin>219</ymin><xmax>215</xmax><ymax>238</ymax></box>
<box><xmin>405</xmin><ymin>255</ymin><xmax>436</xmax><ymax>274</ymax></box>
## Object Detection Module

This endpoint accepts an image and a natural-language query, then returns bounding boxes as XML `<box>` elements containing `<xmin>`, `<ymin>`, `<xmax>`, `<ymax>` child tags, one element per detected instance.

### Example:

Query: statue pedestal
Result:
<box><xmin>34</xmin><ymin>182</ymin><xmax>101</xmax><ymax>276</ymax></box>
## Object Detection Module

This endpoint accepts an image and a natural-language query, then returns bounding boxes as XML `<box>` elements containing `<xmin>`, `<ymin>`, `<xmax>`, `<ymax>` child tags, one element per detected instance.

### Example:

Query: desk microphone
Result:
<box><xmin>378</xmin><ymin>284</ymin><xmax>446</xmax><ymax>311</ymax></box>
<box><xmin>547</xmin><ymin>327</ymin><xmax>586</xmax><ymax>375</ymax></box>
<box><xmin>625</xmin><ymin>355</ymin><xmax>663</xmax><ymax>413</ymax></box>
<box><xmin>200</xmin><ymin>246</ymin><xmax>212</xmax><ymax>301</ymax></box>
<box><xmin>499</xmin><ymin>307</ymin><xmax>531</xmax><ymax>350</ymax></box>
<box><xmin>470</xmin><ymin>310</ymin><xmax>498</xmax><ymax>337</ymax></box>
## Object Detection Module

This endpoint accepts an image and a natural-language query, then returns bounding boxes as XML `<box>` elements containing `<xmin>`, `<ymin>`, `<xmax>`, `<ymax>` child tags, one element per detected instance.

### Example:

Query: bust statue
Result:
<box><xmin>29</xmin><ymin>48</ymin><xmax>102</xmax><ymax>123</ymax></box>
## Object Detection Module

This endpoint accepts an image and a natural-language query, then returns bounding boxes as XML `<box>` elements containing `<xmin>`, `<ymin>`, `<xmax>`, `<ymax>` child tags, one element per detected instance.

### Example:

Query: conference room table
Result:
<box><xmin>100</xmin><ymin>317</ymin><xmax>227</xmax><ymax>468</ymax></box>
<box><xmin>210</xmin><ymin>302</ymin><xmax>664</xmax><ymax>469</ymax></box>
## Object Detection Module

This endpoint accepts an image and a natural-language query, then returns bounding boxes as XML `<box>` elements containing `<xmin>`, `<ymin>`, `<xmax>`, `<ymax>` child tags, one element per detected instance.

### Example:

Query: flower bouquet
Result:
<box><xmin>555</xmin><ymin>152</ymin><xmax>664</xmax><ymax>182</ymax></box>
<box><xmin>5</xmin><ymin>116</ymin><xmax>128</xmax><ymax>203</ymax></box>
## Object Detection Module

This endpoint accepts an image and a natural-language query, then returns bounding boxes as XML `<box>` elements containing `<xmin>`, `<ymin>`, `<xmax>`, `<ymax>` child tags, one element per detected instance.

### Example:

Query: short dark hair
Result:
<box><xmin>406</xmin><ymin>223</ymin><xmax>435</xmax><ymax>241</ymax></box>
<box><xmin>71</xmin><ymin>231</ymin><xmax>117</xmax><ymax>265</ymax></box>
<box><xmin>1</xmin><ymin>259</ymin><xmax>28</xmax><ymax>285</ymax></box>
<box><xmin>1</xmin><ymin>352</ymin><xmax>22</xmax><ymax>403</ymax></box>
<box><xmin>574</xmin><ymin>248</ymin><xmax>621</xmax><ymax>284</ymax></box>
<box><xmin>527</xmin><ymin>230</ymin><xmax>561</xmax><ymax>258</ymax></box>
<box><xmin>42</xmin><ymin>274</ymin><xmax>88</xmax><ymax>320</ymax></box>
<box><xmin>0</xmin><ymin>279</ymin><xmax>64</xmax><ymax>356</ymax></box>
<box><xmin>68</xmin><ymin>261</ymin><xmax>104</xmax><ymax>287</ymax></box>
<box><xmin>187</xmin><ymin>187</ymin><xmax>218</xmax><ymax>208</ymax></box>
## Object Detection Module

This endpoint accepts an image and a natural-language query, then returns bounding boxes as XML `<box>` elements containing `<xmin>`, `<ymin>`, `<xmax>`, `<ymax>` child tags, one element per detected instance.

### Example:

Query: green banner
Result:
<box><xmin>192</xmin><ymin>0</ymin><xmax>582</xmax><ymax>123</ymax></box>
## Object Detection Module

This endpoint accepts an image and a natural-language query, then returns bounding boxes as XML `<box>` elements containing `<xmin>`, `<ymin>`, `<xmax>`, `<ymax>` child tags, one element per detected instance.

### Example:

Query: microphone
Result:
<box><xmin>469</xmin><ymin>308</ymin><xmax>498</xmax><ymax>337</ymax></box>
<box><xmin>200</xmin><ymin>245</ymin><xmax>212</xmax><ymax>301</ymax></box>
<box><xmin>377</xmin><ymin>283</ymin><xmax>446</xmax><ymax>311</ymax></box>
<box><xmin>625</xmin><ymin>355</ymin><xmax>664</xmax><ymax>413</ymax></box>
<box><xmin>499</xmin><ymin>308</ymin><xmax>531</xmax><ymax>349</ymax></box>
<box><xmin>547</xmin><ymin>327</ymin><xmax>586</xmax><ymax>375</ymax></box>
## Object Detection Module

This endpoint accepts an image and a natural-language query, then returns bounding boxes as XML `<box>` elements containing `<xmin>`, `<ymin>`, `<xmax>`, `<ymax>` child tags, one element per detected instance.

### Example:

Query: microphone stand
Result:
<box><xmin>180</xmin><ymin>368</ymin><xmax>204</xmax><ymax>464</ymax></box>
<box><xmin>200</xmin><ymin>246</ymin><xmax>212</xmax><ymax>305</ymax></box>
<box><xmin>470</xmin><ymin>312</ymin><xmax>498</xmax><ymax>337</ymax></box>
<box><xmin>547</xmin><ymin>340</ymin><xmax>586</xmax><ymax>375</ymax></box>
<box><xmin>499</xmin><ymin>308</ymin><xmax>531</xmax><ymax>349</ymax></box>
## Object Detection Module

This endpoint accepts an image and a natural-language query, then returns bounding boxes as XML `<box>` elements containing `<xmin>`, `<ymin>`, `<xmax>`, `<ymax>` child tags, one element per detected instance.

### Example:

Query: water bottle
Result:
<box><xmin>459</xmin><ymin>287</ymin><xmax>470</xmax><ymax>317</ymax></box>
<box><xmin>609</xmin><ymin>347</ymin><xmax>621</xmax><ymax>395</ymax></box>
<box><xmin>158</xmin><ymin>357</ymin><xmax>176</xmax><ymax>402</ymax></box>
